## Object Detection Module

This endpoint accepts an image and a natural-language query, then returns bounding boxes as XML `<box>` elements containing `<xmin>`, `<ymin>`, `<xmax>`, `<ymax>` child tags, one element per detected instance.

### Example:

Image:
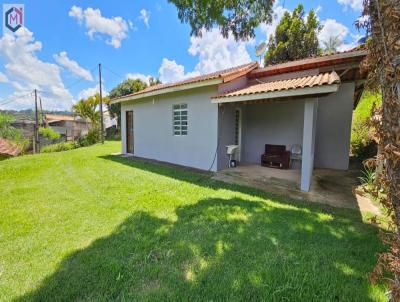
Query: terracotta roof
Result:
<box><xmin>45</xmin><ymin>114</ymin><xmax>75</xmax><ymax>121</ymax></box>
<box><xmin>250</xmin><ymin>48</ymin><xmax>367</xmax><ymax>78</ymax></box>
<box><xmin>111</xmin><ymin>47</ymin><xmax>366</xmax><ymax>103</ymax></box>
<box><xmin>212</xmin><ymin>71</ymin><xmax>340</xmax><ymax>99</ymax></box>
<box><xmin>111</xmin><ymin>62</ymin><xmax>259</xmax><ymax>101</ymax></box>
<box><xmin>0</xmin><ymin>138</ymin><xmax>20</xmax><ymax>157</ymax></box>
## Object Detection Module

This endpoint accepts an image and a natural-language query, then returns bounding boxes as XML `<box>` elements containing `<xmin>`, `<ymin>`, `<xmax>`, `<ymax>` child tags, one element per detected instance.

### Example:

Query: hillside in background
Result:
<box><xmin>0</xmin><ymin>109</ymin><xmax>73</xmax><ymax>121</ymax></box>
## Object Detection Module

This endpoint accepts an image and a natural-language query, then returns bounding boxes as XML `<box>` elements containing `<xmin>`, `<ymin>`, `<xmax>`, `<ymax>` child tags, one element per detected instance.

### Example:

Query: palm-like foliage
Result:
<box><xmin>323</xmin><ymin>36</ymin><xmax>341</xmax><ymax>54</ymax></box>
<box><xmin>72</xmin><ymin>93</ymin><xmax>109</xmax><ymax>129</ymax></box>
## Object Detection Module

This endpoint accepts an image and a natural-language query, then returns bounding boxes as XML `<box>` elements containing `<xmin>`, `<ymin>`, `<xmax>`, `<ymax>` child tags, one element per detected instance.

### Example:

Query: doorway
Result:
<box><xmin>126</xmin><ymin>111</ymin><xmax>134</xmax><ymax>154</ymax></box>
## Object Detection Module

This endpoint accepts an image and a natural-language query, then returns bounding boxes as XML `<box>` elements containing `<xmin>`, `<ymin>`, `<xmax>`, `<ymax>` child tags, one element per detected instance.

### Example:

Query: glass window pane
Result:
<box><xmin>181</xmin><ymin>131</ymin><xmax>187</xmax><ymax>135</ymax></box>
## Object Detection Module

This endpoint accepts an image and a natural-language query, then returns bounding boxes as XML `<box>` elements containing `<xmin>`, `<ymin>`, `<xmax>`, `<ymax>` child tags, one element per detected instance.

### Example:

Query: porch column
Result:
<box><xmin>301</xmin><ymin>98</ymin><xmax>318</xmax><ymax>191</ymax></box>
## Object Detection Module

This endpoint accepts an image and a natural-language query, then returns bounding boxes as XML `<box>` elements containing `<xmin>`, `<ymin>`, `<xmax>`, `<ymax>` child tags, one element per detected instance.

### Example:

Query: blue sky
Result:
<box><xmin>0</xmin><ymin>0</ymin><xmax>365</xmax><ymax>111</ymax></box>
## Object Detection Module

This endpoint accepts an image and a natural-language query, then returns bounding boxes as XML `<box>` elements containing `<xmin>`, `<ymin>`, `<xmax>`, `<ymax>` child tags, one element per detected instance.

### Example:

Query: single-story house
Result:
<box><xmin>45</xmin><ymin>114</ymin><xmax>91</xmax><ymax>140</ymax></box>
<box><xmin>111</xmin><ymin>48</ymin><xmax>367</xmax><ymax>192</ymax></box>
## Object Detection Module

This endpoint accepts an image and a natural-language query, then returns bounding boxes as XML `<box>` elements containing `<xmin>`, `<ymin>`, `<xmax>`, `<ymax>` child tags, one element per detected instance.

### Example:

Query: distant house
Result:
<box><xmin>11</xmin><ymin>119</ymin><xmax>35</xmax><ymax>139</ymax></box>
<box><xmin>111</xmin><ymin>48</ymin><xmax>367</xmax><ymax>192</ymax></box>
<box><xmin>0</xmin><ymin>138</ymin><xmax>20</xmax><ymax>160</ymax></box>
<box><xmin>45</xmin><ymin>114</ymin><xmax>91</xmax><ymax>140</ymax></box>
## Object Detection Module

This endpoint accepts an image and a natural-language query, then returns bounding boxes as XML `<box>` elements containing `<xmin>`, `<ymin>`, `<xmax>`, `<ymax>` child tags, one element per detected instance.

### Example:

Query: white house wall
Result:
<box><xmin>241</xmin><ymin>100</ymin><xmax>305</xmax><ymax>164</ymax></box>
<box><xmin>224</xmin><ymin>82</ymin><xmax>355</xmax><ymax>170</ymax></box>
<box><xmin>121</xmin><ymin>86</ymin><xmax>219</xmax><ymax>171</ymax></box>
<box><xmin>314</xmin><ymin>82</ymin><xmax>355</xmax><ymax>170</ymax></box>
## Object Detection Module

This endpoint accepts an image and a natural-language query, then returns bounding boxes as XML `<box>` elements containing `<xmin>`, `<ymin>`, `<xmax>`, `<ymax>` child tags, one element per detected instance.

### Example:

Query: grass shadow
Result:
<box><xmin>99</xmin><ymin>154</ymin><xmax>367</xmax><ymax>221</ymax></box>
<box><xmin>16</xmin><ymin>196</ymin><xmax>384</xmax><ymax>301</ymax></box>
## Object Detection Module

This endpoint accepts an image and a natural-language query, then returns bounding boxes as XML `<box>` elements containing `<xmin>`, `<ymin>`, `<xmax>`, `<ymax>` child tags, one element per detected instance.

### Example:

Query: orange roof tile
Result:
<box><xmin>0</xmin><ymin>138</ymin><xmax>20</xmax><ymax>157</ymax></box>
<box><xmin>250</xmin><ymin>49</ymin><xmax>366</xmax><ymax>78</ymax></box>
<box><xmin>111</xmin><ymin>62</ymin><xmax>259</xmax><ymax>101</ymax></box>
<box><xmin>212</xmin><ymin>71</ymin><xmax>340</xmax><ymax>99</ymax></box>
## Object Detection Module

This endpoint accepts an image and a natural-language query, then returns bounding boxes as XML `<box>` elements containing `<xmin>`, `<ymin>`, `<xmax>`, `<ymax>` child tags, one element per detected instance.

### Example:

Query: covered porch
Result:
<box><xmin>214</xmin><ymin>71</ymin><xmax>353</xmax><ymax>192</ymax></box>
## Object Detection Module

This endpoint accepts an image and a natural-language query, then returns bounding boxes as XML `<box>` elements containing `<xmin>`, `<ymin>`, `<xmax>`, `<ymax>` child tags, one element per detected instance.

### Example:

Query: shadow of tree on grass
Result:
<box><xmin>16</xmin><ymin>196</ymin><xmax>383</xmax><ymax>301</ymax></box>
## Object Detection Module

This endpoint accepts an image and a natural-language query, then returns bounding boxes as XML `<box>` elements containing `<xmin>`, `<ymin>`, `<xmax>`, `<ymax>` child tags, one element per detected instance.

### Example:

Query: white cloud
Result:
<box><xmin>188</xmin><ymin>28</ymin><xmax>252</xmax><ymax>74</ymax></box>
<box><xmin>126</xmin><ymin>73</ymin><xmax>153</xmax><ymax>85</ymax></box>
<box><xmin>139</xmin><ymin>9</ymin><xmax>150</xmax><ymax>28</ymax></box>
<box><xmin>0</xmin><ymin>28</ymin><xmax>72</xmax><ymax>110</ymax></box>
<box><xmin>158</xmin><ymin>58</ymin><xmax>190</xmax><ymax>83</ymax></box>
<box><xmin>337</xmin><ymin>0</ymin><xmax>363</xmax><ymax>11</ymax></box>
<box><xmin>53</xmin><ymin>51</ymin><xmax>93</xmax><ymax>81</ymax></box>
<box><xmin>77</xmin><ymin>84</ymin><xmax>108</xmax><ymax>100</ymax></box>
<box><xmin>158</xmin><ymin>28</ymin><xmax>253</xmax><ymax>83</ymax></box>
<box><xmin>0</xmin><ymin>72</ymin><xmax>8</xmax><ymax>83</ymax></box>
<box><xmin>318</xmin><ymin>18</ymin><xmax>362</xmax><ymax>51</ymax></box>
<box><xmin>69</xmin><ymin>6</ymin><xmax>129</xmax><ymax>48</ymax></box>
<box><xmin>319</xmin><ymin>19</ymin><xmax>349</xmax><ymax>45</ymax></box>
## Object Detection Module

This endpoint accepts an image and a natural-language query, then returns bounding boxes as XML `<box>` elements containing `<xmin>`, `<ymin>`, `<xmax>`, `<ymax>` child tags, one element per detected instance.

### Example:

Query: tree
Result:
<box><xmin>168</xmin><ymin>0</ymin><xmax>274</xmax><ymax>40</ymax></box>
<box><xmin>0</xmin><ymin>112</ymin><xmax>20</xmax><ymax>140</ymax></box>
<box><xmin>149</xmin><ymin>77</ymin><xmax>161</xmax><ymax>86</ymax></box>
<box><xmin>323</xmin><ymin>35</ymin><xmax>341</xmax><ymax>53</ymax></box>
<box><xmin>356</xmin><ymin>0</ymin><xmax>400</xmax><ymax>299</ymax></box>
<box><xmin>264</xmin><ymin>4</ymin><xmax>321</xmax><ymax>65</ymax></box>
<box><xmin>72</xmin><ymin>93</ymin><xmax>108</xmax><ymax>129</ymax></box>
<box><xmin>108</xmin><ymin>78</ymin><xmax>148</xmax><ymax>129</ymax></box>
<box><xmin>0</xmin><ymin>112</ymin><xmax>28</xmax><ymax>151</ymax></box>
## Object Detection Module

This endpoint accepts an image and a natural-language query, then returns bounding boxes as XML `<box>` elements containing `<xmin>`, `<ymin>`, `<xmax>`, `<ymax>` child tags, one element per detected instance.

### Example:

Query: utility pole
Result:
<box><xmin>39</xmin><ymin>97</ymin><xmax>45</xmax><ymax>126</ymax></box>
<box><xmin>34</xmin><ymin>89</ymin><xmax>39</xmax><ymax>153</ymax></box>
<box><xmin>98</xmin><ymin>63</ymin><xmax>104</xmax><ymax>144</ymax></box>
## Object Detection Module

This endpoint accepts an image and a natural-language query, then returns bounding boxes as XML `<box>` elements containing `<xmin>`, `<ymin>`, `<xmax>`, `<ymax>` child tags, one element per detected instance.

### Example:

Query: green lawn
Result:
<box><xmin>0</xmin><ymin>142</ymin><xmax>386</xmax><ymax>301</ymax></box>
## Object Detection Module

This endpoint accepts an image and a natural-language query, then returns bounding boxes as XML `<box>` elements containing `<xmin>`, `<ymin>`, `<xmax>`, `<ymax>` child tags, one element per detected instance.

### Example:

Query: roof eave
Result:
<box><xmin>211</xmin><ymin>84</ymin><xmax>340</xmax><ymax>104</ymax></box>
<box><xmin>111</xmin><ymin>78</ymin><xmax>223</xmax><ymax>104</ymax></box>
<box><xmin>250</xmin><ymin>50</ymin><xmax>367</xmax><ymax>78</ymax></box>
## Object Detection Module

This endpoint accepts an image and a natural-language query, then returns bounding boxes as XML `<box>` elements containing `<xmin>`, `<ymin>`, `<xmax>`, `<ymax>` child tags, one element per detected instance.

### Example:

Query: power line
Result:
<box><xmin>0</xmin><ymin>91</ymin><xmax>33</xmax><ymax>106</ymax></box>
<box><xmin>37</xmin><ymin>65</ymin><xmax>98</xmax><ymax>96</ymax></box>
<box><xmin>102</xmin><ymin>65</ymin><xmax>127</xmax><ymax>82</ymax></box>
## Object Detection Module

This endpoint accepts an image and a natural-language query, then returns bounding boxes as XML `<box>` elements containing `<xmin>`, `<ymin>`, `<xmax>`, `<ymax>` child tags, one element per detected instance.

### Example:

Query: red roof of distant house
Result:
<box><xmin>45</xmin><ymin>114</ymin><xmax>75</xmax><ymax>121</ymax></box>
<box><xmin>0</xmin><ymin>138</ymin><xmax>20</xmax><ymax>157</ymax></box>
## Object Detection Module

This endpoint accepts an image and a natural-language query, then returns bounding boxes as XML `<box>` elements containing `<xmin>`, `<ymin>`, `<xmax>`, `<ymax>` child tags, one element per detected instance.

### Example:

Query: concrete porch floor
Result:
<box><xmin>213</xmin><ymin>163</ymin><xmax>380</xmax><ymax>214</ymax></box>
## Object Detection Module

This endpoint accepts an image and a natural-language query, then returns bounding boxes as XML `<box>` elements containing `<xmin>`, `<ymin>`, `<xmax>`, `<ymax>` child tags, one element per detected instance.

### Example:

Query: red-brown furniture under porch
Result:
<box><xmin>261</xmin><ymin>144</ymin><xmax>291</xmax><ymax>169</ymax></box>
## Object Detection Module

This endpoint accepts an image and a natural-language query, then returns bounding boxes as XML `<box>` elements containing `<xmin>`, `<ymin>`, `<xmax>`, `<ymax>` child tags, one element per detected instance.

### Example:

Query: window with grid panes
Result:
<box><xmin>172</xmin><ymin>104</ymin><xmax>188</xmax><ymax>136</ymax></box>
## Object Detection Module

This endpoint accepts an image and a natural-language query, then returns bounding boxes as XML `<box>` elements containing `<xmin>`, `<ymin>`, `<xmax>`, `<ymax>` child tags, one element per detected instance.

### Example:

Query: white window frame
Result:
<box><xmin>172</xmin><ymin>103</ymin><xmax>188</xmax><ymax>136</ymax></box>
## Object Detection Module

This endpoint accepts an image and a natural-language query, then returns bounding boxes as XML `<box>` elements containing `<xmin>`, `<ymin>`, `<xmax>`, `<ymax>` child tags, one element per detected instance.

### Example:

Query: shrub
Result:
<box><xmin>350</xmin><ymin>92</ymin><xmax>381</xmax><ymax>160</ymax></box>
<box><xmin>39</xmin><ymin>127</ymin><xmax>61</xmax><ymax>141</ymax></box>
<box><xmin>75</xmin><ymin>129</ymin><xmax>100</xmax><ymax>147</ymax></box>
<box><xmin>41</xmin><ymin>142</ymin><xmax>76</xmax><ymax>153</ymax></box>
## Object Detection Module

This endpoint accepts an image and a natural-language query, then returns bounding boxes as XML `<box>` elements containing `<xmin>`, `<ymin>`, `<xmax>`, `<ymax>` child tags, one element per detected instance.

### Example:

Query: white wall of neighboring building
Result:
<box><xmin>121</xmin><ymin>85</ymin><xmax>219</xmax><ymax>171</ymax></box>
